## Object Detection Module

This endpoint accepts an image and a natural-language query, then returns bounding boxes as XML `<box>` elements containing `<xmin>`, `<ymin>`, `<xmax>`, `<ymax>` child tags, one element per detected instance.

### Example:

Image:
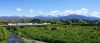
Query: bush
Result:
<box><xmin>51</xmin><ymin>27</ymin><xmax>57</xmax><ymax>30</ymax></box>
<box><xmin>0</xmin><ymin>26</ymin><xmax>11</xmax><ymax>43</ymax></box>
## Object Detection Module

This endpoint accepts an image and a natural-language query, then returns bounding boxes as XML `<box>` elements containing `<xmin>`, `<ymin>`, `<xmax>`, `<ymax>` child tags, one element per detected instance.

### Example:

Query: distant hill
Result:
<box><xmin>0</xmin><ymin>16</ymin><xmax>29</xmax><ymax>20</ymax></box>
<box><xmin>0</xmin><ymin>14</ymin><xmax>100</xmax><ymax>20</ymax></box>
<box><xmin>33</xmin><ymin>14</ymin><xmax>100</xmax><ymax>20</ymax></box>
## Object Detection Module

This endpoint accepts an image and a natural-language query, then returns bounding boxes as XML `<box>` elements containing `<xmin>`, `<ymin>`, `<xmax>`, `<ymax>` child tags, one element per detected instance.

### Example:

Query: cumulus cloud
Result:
<box><xmin>45</xmin><ymin>8</ymin><xmax>88</xmax><ymax>16</ymax></box>
<box><xmin>16</xmin><ymin>8</ymin><xmax>22</xmax><ymax>12</ymax></box>
<box><xmin>46</xmin><ymin>10</ymin><xmax>60</xmax><ymax>16</ymax></box>
<box><xmin>29</xmin><ymin>10</ymin><xmax>34</xmax><ymax>13</ymax></box>
<box><xmin>38</xmin><ymin>12</ymin><xmax>44</xmax><ymax>14</ymax></box>
<box><xmin>49</xmin><ymin>10</ymin><xmax>60</xmax><ymax>14</ymax></box>
<box><xmin>60</xmin><ymin>8</ymin><xmax>88</xmax><ymax>16</ymax></box>
<box><xmin>91</xmin><ymin>12</ymin><xmax>100</xmax><ymax>17</ymax></box>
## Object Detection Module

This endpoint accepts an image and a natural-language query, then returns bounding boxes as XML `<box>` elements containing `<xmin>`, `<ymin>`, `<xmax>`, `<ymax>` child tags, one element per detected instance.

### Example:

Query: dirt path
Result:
<box><xmin>21</xmin><ymin>37</ymin><xmax>46</xmax><ymax>43</ymax></box>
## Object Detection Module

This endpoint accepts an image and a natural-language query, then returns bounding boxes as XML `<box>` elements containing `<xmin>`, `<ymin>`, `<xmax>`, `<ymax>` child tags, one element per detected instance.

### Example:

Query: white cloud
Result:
<box><xmin>80</xmin><ymin>8</ymin><xmax>88</xmax><ymax>14</ymax></box>
<box><xmin>49</xmin><ymin>10</ymin><xmax>60</xmax><ymax>14</ymax></box>
<box><xmin>29</xmin><ymin>10</ymin><xmax>34</xmax><ymax>13</ymax></box>
<box><xmin>38</xmin><ymin>12</ymin><xmax>44</xmax><ymax>14</ymax></box>
<box><xmin>16</xmin><ymin>8</ymin><xmax>22</xmax><ymax>12</ymax></box>
<box><xmin>45</xmin><ymin>8</ymin><xmax>88</xmax><ymax>16</ymax></box>
<box><xmin>60</xmin><ymin>8</ymin><xmax>88</xmax><ymax>16</ymax></box>
<box><xmin>91</xmin><ymin>12</ymin><xmax>100</xmax><ymax>17</ymax></box>
<box><xmin>46</xmin><ymin>10</ymin><xmax>60</xmax><ymax>16</ymax></box>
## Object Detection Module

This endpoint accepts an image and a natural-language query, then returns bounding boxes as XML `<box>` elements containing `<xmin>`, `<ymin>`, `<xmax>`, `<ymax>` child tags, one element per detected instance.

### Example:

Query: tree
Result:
<box><xmin>0</xmin><ymin>26</ymin><xmax>8</xmax><ymax>41</ymax></box>
<box><xmin>48</xmin><ymin>20</ymin><xmax>56</xmax><ymax>24</ymax></box>
<box><xmin>66</xmin><ymin>20</ymin><xmax>72</xmax><ymax>25</ymax></box>
<box><xmin>16</xmin><ymin>20</ymin><xmax>21</xmax><ymax>23</ymax></box>
<box><xmin>71</xmin><ymin>18</ymin><xmax>79</xmax><ymax>23</ymax></box>
<box><xmin>55</xmin><ymin>20</ymin><xmax>62</xmax><ymax>24</ymax></box>
<box><xmin>0</xmin><ymin>20</ymin><xmax>6</xmax><ymax>23</ymax></box>
<box><xmin>97</xmin><ymin>22</ymin><xmax>100</xmax><ymax>31</ymax></box>
<box><xmin>0</xmin><ymin>20</ymin><xmax>7</xmax><ymax>25</ymax></box>
<box><xmin>9</xmin><ymin>19</ymin><xmax>16</xmax><ymax>23</ymax></box>
<box><xmin>78</xmin><ymin>20</ymin><xmax>87</xmax><ymax>24</ymax></box>
<box><xmin>30</xmin><ymin>19</ymin><xmax>41</xmax><ymax>23</ymax></box>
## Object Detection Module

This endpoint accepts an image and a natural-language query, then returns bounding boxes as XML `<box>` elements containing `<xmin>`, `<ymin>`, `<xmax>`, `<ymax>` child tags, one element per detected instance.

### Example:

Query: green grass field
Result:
<box><xmin>15</xmin><ymin>25</ymin><xmax>100</xmax><ymax>43</ymax></box>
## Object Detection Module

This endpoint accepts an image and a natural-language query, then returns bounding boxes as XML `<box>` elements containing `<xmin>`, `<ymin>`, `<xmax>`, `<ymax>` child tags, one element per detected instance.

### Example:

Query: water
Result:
<box><xmin>8</xmin><ymin>32</ymin><xmax>22</xmax><ymax>43</ymax></box>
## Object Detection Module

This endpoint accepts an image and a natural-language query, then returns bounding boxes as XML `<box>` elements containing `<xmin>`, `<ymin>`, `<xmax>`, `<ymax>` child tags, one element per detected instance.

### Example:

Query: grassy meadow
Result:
<box><xmin>14</xmin><ymin>25</ymin><xmax>100</xmax><ymax>43</ymax></box>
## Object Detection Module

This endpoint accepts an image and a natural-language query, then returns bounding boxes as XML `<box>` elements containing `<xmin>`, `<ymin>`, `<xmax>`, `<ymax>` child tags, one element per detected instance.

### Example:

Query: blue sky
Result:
<box><xmin>0</xmin><ymin>0</ymin><xmax>100</xmax><ymax>17</ymax></box>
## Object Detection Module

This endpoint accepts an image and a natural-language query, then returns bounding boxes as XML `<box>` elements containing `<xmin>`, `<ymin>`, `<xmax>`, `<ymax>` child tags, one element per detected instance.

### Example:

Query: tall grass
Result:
<box><xmin>16</xmin><ymin>25</ymin><xmax>100</xmax><ymax>43</ymax></box>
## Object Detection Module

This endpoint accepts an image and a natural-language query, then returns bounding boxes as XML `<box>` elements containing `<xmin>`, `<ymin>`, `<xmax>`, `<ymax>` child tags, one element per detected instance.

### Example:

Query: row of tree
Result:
<box><xmin>30</xmin><ymin>18</ymin><xmax>100</xmax><ymax>25</ymax></box>
<box><xmin>0</xmin><ymin>18</ymin><xmax>100</xmax><ymax>25</ymax></box>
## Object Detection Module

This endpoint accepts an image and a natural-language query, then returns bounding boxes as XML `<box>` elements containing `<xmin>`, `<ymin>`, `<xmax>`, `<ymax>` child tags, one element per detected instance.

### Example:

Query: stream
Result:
<box><xmin>8</xmin><ymin>32</ymin><xmax>22</xmax><ymax>43</ymax></box>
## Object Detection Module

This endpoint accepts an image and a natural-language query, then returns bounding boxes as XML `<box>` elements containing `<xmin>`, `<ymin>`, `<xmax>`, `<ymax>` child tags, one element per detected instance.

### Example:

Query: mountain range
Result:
<box><xmin>0</xmin><ymin>16</ymin><xmax>29</xmax><ymax>20</ymax></box>
<box><xmin>33</xmin><ymin>14</ymin><xmax>100</xmax><ymax>20</ymax></box>
<box><xmin>0</xmin><ymin>14</ymin><xmax>100</xmax><ymax>20</ymax></box>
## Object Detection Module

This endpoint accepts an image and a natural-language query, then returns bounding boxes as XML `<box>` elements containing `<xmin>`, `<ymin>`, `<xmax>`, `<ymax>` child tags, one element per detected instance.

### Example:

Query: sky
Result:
<box><xmin>0</xmin><ymin>0</ymin><xmax>100</xmax><ymax>17</ymax></box>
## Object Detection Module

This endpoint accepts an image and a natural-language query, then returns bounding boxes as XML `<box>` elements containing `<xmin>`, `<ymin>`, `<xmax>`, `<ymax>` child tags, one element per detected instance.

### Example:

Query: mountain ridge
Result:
<box><xmin>0</xmin><ymin>14</ymin><xmax>100</xmax><ymax>20</ymax></box>
<box><xmin>33</xmin><ymin>14</ymin><xmax>100</xmax><ymax>20</ymax></box>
